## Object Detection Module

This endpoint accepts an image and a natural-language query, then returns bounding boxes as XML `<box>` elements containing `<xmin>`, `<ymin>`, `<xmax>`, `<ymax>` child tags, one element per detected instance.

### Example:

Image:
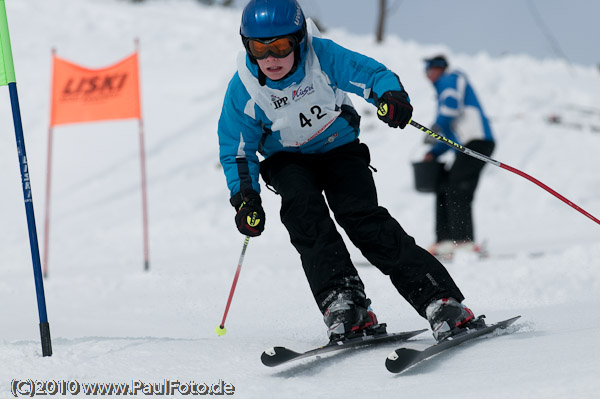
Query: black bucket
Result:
<box><xmin>412</xmin><ymin>161</ymin><xmax>444</xmax><ymax>193</ymax></box>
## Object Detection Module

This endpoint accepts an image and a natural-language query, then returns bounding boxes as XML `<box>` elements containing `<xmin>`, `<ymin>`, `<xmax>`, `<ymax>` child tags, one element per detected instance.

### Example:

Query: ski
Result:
<box><xmin>385</xmin><ymin>315</ymin><xmax>520</xmax><ymax>373</ymax></box>
<box><xmin>261</xmin><ymin>327</ymin><xmax>427</xmax><ymax>367</ymax></box>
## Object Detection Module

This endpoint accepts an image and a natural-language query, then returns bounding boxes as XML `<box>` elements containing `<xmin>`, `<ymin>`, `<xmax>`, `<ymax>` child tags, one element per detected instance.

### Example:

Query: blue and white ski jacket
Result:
<box><xmin>217</xmin><ymin>28</ymin><xmax>406</xmax><ymax>197</ymax></box>
<box><xmin>429</xmin><ymin>70</ymin><xmax>494</xmax><ymax>158</ymax></box>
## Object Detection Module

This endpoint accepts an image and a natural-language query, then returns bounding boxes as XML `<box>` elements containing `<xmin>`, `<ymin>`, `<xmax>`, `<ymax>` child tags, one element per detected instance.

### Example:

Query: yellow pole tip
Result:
<box><xmin>215</xmin><ymin>325</ymin><xmax>227</xmax><ymax>336</ymax></box>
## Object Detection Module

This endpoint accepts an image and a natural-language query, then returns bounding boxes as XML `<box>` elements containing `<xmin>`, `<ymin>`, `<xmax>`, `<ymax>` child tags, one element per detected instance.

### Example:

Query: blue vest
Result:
<box><xmin>430</xmin><ymin>70</ymin><xmax>494</xmax><ymax>158</ymax></box>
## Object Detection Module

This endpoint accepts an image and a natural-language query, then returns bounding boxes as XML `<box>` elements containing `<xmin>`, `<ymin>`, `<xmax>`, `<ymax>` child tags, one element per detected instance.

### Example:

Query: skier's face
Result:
<box><xmin>426</xmin><ymin>67</ymin><xmax>445</xmax><ymax>83</ymax></box>
<box><xmin>256</xmin><ymin>52</ymin><xmax>295</xmax><ymax>81</ymax></box>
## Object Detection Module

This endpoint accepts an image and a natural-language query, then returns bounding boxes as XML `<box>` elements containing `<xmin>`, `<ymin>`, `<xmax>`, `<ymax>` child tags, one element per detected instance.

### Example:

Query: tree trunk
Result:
<box><xmin>376</xmin><ymin>0</ymin><xmax>386</xmax><ymax>43</ymax></box>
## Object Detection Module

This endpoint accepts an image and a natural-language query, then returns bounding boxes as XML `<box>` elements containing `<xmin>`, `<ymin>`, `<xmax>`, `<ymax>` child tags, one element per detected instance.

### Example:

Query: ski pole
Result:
<box><xmin>216</xmin><ymin>236</ymin><xmax>250</xmax><ymax>336</ymax></box>
<box><xmin>409</xmin><ymin>119</ymin><xmax>600</xmax><ymax>226</ymax></box>
<box><xmin>2</xmin><ymin>2</ymin><xmax>53</xmax><ymax>357</ymax></box>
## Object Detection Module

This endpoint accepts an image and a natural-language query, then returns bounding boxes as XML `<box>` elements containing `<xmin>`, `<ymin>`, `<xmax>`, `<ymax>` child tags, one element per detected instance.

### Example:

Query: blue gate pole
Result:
<box><xmin>9</xmin><ymin>82</ymin><xmax>53</xmax><ymax>357</ymax></box>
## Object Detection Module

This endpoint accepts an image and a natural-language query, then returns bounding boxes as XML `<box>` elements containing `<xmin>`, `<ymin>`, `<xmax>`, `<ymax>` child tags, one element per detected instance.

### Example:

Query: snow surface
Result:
<box><xmin>1</xmin><ymin>1</ymin><xmax>600</xmax><ymax>398</ymax></box>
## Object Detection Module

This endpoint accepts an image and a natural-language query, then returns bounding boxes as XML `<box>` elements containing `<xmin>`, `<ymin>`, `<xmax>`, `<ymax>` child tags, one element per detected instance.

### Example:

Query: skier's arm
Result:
<box><xmin>430</xmin><ymin>77</ymin><xmax>461</xmax><ymax>157</ymax></box>
<box><xmin>429</xmin><ymin>114</ymin><xmax>454</xmax><ymax>157</ymax></box>
<box><xmin>312</xmin><ymin>37</ymin><xmax>406</xmax><ymax>104</ymax></box>
<box><xmin>218</xmin><ymin>75</ymin><xmax>263</xmax><ymax>197</ymax></box>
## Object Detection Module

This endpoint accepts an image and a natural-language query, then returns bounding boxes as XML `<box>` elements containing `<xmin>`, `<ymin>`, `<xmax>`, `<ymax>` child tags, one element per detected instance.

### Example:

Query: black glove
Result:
<box><xmin>230</xmin><ymin>189</ymin><xmax>265</xmax><ymax>237</ymax></box>
<box><xmin>376</xmin><ymin>90</ymin><xmax>413</xmax><ymax>128</ymax></box>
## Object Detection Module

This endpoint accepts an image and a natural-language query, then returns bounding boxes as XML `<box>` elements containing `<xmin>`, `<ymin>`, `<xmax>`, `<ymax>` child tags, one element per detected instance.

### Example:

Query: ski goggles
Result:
<box><xmin>244</xmin><ymin>36</ymin><xmax>298</xmax><ymax>60</ymax></box>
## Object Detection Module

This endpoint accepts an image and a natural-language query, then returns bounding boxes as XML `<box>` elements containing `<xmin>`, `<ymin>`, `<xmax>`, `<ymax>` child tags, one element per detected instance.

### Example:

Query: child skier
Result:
<box><xmin>217</xmin><ymin>0</ymin><xmax>475</xmax><ymax>342</ymax></box>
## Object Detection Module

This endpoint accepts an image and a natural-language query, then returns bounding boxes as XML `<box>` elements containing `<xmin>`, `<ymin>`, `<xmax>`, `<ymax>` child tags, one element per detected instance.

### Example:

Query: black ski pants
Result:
<box><xmin>260</xmin><ymin>140</ymin><xmax>464</xmax><ymax>317</ymax></box>
<box><xmin>436</xmin><ymin>140</ymin><xmax>495</xmax><ymax>243</ymax></box>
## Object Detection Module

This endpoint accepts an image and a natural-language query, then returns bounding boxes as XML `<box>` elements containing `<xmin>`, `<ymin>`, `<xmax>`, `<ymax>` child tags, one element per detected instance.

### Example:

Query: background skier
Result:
<box><xmin>423</xmin><ymin>55</ymin><xmax>495</xmax><ymax>259</ymax></box>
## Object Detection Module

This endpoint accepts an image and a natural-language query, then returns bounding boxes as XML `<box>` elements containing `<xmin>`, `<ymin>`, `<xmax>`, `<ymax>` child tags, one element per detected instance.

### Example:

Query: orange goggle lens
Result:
<box><xmin>247</xmin><ymin>37</ymin><xmax>296</xmax><ymax>59</ymax></box>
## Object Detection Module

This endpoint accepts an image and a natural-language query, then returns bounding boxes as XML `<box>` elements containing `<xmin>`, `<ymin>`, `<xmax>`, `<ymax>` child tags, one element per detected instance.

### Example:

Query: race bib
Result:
<box><xmin>237</xmin><ymin>29</ymin><xmax>350</xmax><ymax>147</ymax></box>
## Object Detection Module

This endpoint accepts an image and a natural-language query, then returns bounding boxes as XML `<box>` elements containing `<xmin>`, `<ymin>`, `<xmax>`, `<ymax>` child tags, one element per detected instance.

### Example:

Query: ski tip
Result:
<box><xmin>385</xmin><ymin>348</ymin><xmax>421</xmax><ymax>373</ymax></box>
<box><xmin>261</xmin><ymin>346</ymin><xmax>282</xmax><ymax>367</ymax></box>
<box><xmin>387</xmin><ymin>347</ymin><xmax>421</xmax><ymax>359</ymax></box>
<box><xmin>263</xmin><ymin>346</ymin><xmax>279</xmax><ymax>357</ymax></box>
<box><xmin>386</xmin><ymin>348</ymin><xmax>400</xmax><ymax>362</ymax></box>
<box><xmin>260</xmin><ymin>346</ymin><xmax>300</xmax><ymax>367</ymax></box>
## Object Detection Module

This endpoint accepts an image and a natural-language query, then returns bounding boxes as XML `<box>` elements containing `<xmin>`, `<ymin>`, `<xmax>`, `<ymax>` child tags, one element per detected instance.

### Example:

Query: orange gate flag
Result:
<box><xmin>50</xmin><ymin>52</ymin><xmax>141</xmax><ymax>126</ymax></box>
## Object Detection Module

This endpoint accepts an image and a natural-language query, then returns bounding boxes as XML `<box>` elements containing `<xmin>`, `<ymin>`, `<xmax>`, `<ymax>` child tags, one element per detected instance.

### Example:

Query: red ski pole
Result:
<box><xmin>216</xmin><ymin>236</ymin><xmax>251</xmax><ymax>336</ymax></box>
<box><xmin>409</xmin><ymin>119</ymin><xmax>600</xmax><ymax>226</ymax></box>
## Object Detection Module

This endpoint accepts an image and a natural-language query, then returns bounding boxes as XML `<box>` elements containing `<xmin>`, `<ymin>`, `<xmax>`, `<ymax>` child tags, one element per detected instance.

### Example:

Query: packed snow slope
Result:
<box><xmin>1</xmin><ymin>1</ymin><xmax>599</xmax><ymax>398</ymax></box>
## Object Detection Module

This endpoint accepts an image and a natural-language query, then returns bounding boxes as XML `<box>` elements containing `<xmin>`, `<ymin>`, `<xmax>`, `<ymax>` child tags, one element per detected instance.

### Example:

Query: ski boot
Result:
<box><xmin>323</xmin><ymin>290</ymin><xmax>386</xmax><ymax>342</ymax></box>
<box><xmin>425</xmin><ymin>297</ymin><xmax>484</xmax><ymax>341</ymax></box>
<box><xmin>428</xmin><ymin>240</ymin><xmax>487</xmax><ymax>261</ymax></box>
<box><xmin>427</xmin><ymin>240</ymin><xmax>455</xmax><ymax>260</ymax></box>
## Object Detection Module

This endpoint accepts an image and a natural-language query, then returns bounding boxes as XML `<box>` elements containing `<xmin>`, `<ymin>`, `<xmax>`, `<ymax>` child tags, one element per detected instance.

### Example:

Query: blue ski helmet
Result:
<box><xmin>424</xmin><ymin>55</ymin><xmax>449</xmax><ymax>70</ymax></box>
<box><xmin>240</xmin><ymin>0</ymin><xmax>306</xmax><ymax>39</ymax></box>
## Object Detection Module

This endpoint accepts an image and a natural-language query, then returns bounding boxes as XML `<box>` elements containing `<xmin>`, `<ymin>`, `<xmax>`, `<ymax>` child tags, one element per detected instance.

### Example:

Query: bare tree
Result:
<box><xmin>376</xmin><ymin>0</ymin><xmax>386</xmax><ymax>43</ymax></box>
